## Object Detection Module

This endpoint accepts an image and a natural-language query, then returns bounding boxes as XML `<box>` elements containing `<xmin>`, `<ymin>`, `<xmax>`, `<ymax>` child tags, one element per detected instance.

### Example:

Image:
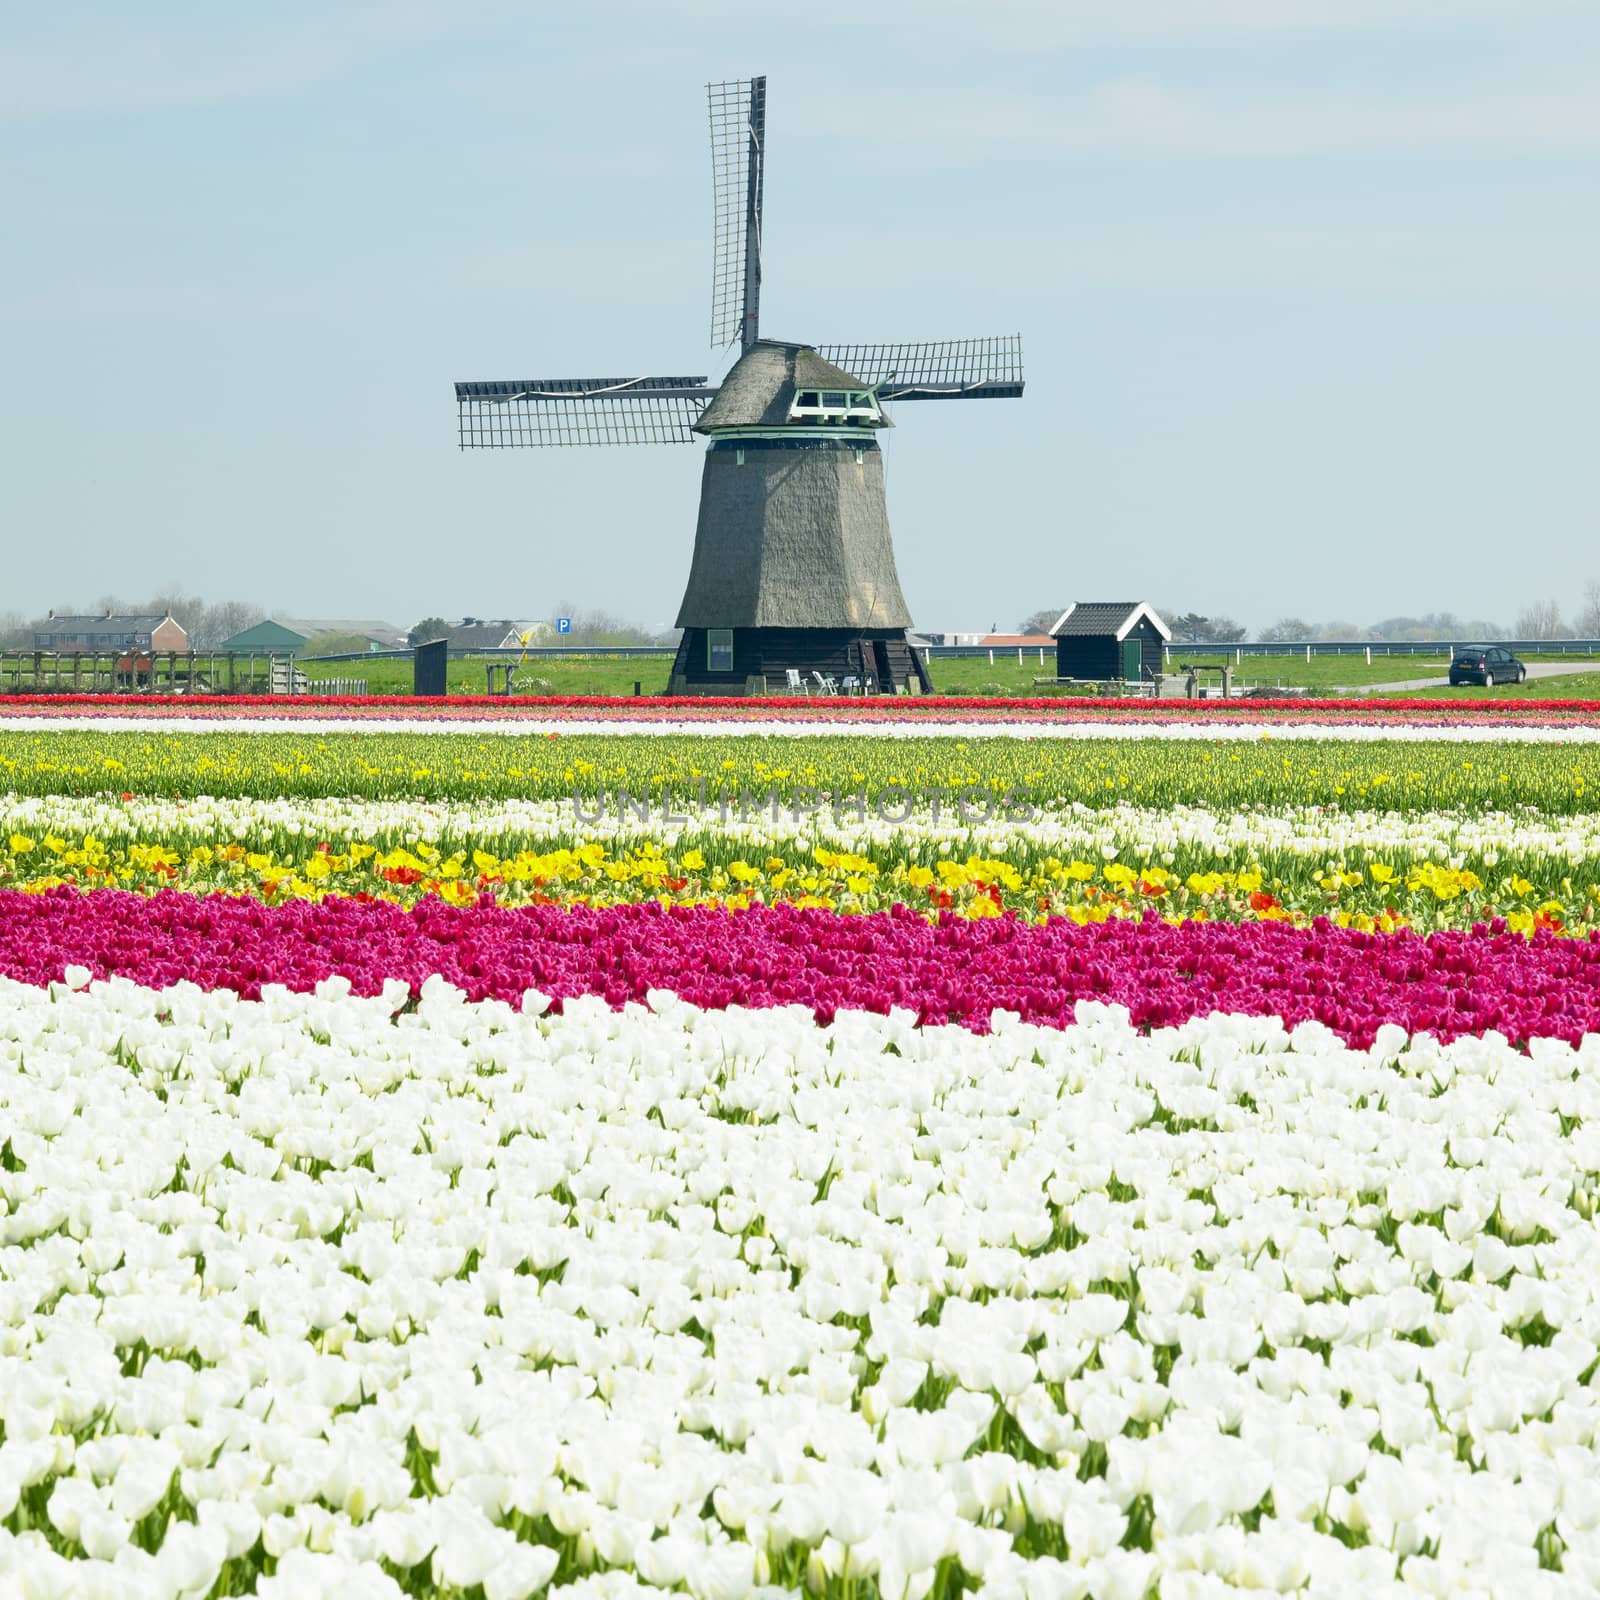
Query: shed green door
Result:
<box><xmin>1121</xmin><ymin>638</ymin><xmax>1142</xmax><ymax>681</ymax></box>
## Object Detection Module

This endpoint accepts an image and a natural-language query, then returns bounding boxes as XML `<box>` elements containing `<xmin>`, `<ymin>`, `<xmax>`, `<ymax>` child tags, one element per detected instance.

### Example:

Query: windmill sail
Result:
<box><xmin>454</xmin><ymin>376</ymin><xmax>716</xmax><ymax>447</ymax></box>
<box><xmin>815</xmin><ymin>336</ymin><xmax>1023</xmax><ymax>400</ymax></box>
<box><xmin>708</xmin><ymin>77</ymin><xmax>766</xmax><ymax>351</ymax></box>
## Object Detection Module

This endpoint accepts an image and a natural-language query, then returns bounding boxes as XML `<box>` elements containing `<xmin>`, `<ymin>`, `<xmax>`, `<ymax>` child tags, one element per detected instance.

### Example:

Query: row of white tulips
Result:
<box><xmin>4</xmin><ymin>716</ymin><xmax>1599</xmax><ymax>742</ymax></box>
<box><xmin>4</xmin><ymin>792</ymin><xmax>1597</xmax><ymax>869</ymax></box>
<box><xmin>4</xmin><ymin>975</ymin><xmax>1600</xmax><ymax>1596</ymax></box>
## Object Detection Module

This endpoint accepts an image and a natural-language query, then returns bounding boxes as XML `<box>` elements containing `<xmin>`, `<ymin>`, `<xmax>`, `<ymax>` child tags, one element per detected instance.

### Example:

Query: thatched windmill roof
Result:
<box><xmin>694</xmin><ymin>340</ymin><xmax>890</xmax><ymax>431</ymax></box>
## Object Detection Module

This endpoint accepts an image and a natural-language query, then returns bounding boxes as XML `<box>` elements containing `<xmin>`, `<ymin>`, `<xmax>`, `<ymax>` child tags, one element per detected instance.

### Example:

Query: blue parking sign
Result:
<box><xmin>557</xmin><ymin>617</ymin><xmax>571</xmax><ymax>635</ymax></box>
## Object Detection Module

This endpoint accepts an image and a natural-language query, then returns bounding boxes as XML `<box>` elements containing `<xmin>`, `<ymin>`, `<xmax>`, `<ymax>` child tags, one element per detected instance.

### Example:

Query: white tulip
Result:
<box><xmin>153</xmin><ymin>1520</ymin><xmax>229</xmax><ymax>1598</ymax></box>
<box><xmin>484</xmin><ymin>1543</ymin><xmax>561</xmax><ymax>1600</ymax></box>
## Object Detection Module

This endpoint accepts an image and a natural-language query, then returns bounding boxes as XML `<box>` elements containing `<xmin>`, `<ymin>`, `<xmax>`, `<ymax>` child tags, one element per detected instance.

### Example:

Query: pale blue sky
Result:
<box><xmin>3</xmin><ymin>1</ymin><xmax>1597</xmax><ymax>634</ymax></box>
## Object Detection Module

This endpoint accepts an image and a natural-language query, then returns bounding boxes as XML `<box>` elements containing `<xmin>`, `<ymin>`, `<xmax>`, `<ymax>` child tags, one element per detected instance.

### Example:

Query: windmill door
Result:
<box><xmin>873</xmin><ymin>640</ymin><xmax>895</xmax><ymax>694</ymax></box>
<box><xmin>1121</xmin><ymin>638</ymin><xmax>1142</xmax><ymax>682</ymax></box>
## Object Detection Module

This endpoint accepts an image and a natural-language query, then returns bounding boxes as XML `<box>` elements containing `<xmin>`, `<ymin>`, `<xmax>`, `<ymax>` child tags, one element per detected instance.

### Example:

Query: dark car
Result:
<box><xmin>1449</xmin><ymin>645</ymin><xmax>1526</xmax><ymax>687</ymax></box>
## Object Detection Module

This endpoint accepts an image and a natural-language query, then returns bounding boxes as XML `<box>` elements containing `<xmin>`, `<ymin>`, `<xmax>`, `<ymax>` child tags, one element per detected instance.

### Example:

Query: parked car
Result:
<box><xmin>1448</xmin><ymin>644</ymin><xmax>1526</xmax><ymax>687</ymax></box>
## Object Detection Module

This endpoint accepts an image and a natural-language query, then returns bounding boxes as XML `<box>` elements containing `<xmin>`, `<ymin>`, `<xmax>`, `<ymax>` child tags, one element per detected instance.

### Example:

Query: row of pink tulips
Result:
<box><xmin>5</xmin><ymin>888</ymin><xmax>1598</xmax><ymax>1046</ymax></box>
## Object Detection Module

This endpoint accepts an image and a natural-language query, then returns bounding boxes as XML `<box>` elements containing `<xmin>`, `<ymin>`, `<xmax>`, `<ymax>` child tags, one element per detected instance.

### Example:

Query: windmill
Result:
<box><xmin>454</xmin><ymin>76</ymin><xmax>1023</xmax><ymax>695</ymax></box>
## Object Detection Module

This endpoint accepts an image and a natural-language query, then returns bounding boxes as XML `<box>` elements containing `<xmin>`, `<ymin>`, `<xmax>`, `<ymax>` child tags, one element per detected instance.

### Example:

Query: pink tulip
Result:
<box><xmin>3</xmin><ymin>889</ymin><xmax>1597</xmax><ymax>1047</ymax></box>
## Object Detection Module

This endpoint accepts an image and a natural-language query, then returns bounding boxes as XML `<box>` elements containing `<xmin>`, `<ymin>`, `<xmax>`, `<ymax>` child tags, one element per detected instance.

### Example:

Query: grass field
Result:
<box><xmin>1389</xmin><ymin>670</ymin><xmax>1600</xmax><ymax>699</ymax></box>
<box><xmin>298</xmin><ymin>650</ymin><xmax>1600</xmax><ymax>698</ymax></box>
<box><xmin>303</xmin><ymin>654</ymin><xmax>666</xmax><ymax>696</ymax></box>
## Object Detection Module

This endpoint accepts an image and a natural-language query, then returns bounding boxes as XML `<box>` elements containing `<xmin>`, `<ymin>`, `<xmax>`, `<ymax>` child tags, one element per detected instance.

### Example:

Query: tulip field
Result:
<box><xmin>5</xmin><ymin>702</ymin><xmax>1600</xmax><ymax>1598</ymax></box>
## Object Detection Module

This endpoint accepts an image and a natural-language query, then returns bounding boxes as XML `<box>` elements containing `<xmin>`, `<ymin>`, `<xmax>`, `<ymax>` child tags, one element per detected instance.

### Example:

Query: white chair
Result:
<box><xmin>812</xmin><ymin>671</ymin><xmax>838</xmax><ymax>696</ymax></box>
<box><xmin>785</xmin><ymin>668</ymin><xmax>807</xmax><ymax>695</ymax></box>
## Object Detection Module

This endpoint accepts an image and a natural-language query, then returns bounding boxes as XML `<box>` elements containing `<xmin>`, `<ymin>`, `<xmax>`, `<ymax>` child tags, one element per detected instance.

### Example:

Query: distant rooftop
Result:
<box><xmin>34</xmin><ymin>611</ymin><xmax>175</xmax><ymax>635</ymax></box>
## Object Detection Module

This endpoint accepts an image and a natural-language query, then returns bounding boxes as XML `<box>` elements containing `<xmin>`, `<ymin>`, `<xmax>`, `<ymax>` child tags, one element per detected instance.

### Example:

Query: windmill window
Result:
<box><xmin>707</xmin><ymin>630</ymin><xmax>734</xmax><ymax>672</ymax></box>
<box><xmin>790</xmin><ymin>388</ymin><xmax>882</xmax><ymax>423</ymax></box>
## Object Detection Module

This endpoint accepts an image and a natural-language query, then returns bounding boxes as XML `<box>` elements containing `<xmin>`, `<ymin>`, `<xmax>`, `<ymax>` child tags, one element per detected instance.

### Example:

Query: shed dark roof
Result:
<box><xmin>694</xmin><ymin>340</ymin><xmax>888</xmax><ymax>432</ymax></box>
<box><xmin>1049</xmin><ymin>603</ymin><xmax>1171</xmax><ymax>642</ymax></box>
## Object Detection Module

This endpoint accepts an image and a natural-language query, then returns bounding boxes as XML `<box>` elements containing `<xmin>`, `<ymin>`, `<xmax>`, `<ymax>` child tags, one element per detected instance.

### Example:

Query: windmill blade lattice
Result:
<box><xmin>816</xmin><ymin>336</ymin><xmax>1024</xmax><ymax>400</ymax></box>
<box><xmin>708</xmin><ymin>77</ymin><xmax>766</xmax><ymax>351</ymax></box>
<box><xmin>454</xmin><ymin>377</ymin><xmax>716</xmax><ymax>447</ymax></box>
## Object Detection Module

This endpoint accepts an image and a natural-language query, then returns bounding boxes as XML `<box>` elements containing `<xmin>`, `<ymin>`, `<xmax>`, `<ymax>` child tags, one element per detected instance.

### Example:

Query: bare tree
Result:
<box><xmin>31</xmin><ymin>591</ymin><xmax>266</xmax><ymax>649</ymax></box>
<box><xmin>1257</xmin><ymin>616</ymin><xmax>1315</xmax><ymax>643</ymax></box>
<box><xmin>1516</xmin><ymin>599</ymin><xmax>1570</xmax><ymax>641</ymax></box>
<box><xmin>0</xmin><ymin>612</ymin><xmax>30</xmax><ymax>649</ymax></box>
<box><xmin>1017</xmin><ymin>607</ymin><xmax>1063</xmax><ymax>635</ymax></box>
<box><xmin>190</xmin><ymin>599</ymin><xmax>266</xmax><ymax>650</ymax></box>
<box><xmin>1366</xmin><ymin>612</ymin><xmax>1507</xmax><ymax>642</ymax></box>
<box><xmin>549</xmin><ymin>600</ymin><xmax>663</xmax><ymax>647</ymax></box>
<box><xmin>1574</xmin><ymin>581</ymin><xmax>1600</xmax><ymax>639</ymax></box>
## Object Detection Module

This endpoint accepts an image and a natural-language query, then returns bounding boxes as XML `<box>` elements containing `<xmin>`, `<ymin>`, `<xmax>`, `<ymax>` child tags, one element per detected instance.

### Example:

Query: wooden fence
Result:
<box><xmin>1</xmin><ymin>650</ymin><xmax>300</xmax><ymax>695</ymax></box>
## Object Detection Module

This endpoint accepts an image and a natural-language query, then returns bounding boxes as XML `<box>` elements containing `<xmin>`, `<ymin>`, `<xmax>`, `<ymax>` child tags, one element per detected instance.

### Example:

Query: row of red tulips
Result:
<box><xmin>1</xmin><ymin>691</ymin><xmax>1599</xmax><ymax>721</ymax></box>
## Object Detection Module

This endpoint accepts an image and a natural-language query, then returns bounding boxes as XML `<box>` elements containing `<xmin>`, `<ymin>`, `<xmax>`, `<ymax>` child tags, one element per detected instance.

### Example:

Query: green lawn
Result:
<box><xmin>1171</xmin><ymin>654</ymin><xmax>1451</xmax><ymax>689</ymax></box>
<box><xmin>299</xmin><ymin>650</ymin><xmax>1600</xmax><ymax>699</ymax></box>
<box><xmin>302</xmin><ymin>654</ymin><xmax>668</xmax><ymax>697</ymax></box>
<box><xmin>1388</xmin><ymin>670</ymin><xmax>1600</xmax><ymax>700</ymax></box>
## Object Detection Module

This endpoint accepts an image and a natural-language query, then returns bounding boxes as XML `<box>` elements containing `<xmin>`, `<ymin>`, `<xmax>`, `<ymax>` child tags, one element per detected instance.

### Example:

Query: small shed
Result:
<box><xmin>1049</xmin><ymin>602</ymin><xmax>1170</xmax><ymax>682</ymax></box>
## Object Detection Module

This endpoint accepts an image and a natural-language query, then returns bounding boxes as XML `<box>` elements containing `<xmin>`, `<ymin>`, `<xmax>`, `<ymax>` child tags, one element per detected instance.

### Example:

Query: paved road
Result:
<box><xmin>1343</xmin><ymin>660</ymin><xmax>1600</xmax><ymax>694</ymax></box>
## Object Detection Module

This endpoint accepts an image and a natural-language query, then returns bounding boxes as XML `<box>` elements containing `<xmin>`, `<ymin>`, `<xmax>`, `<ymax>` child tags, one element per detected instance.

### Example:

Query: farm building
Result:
<box><xmin>287</xmin><ymin>619</ymin><xmax>408</xmax><ymax>650</ymax></box>
<box><xmin>1049</xmin><ymin>603</ymin><xmax>1170</xmax><ymax>683</ymax></box>
<box><xmin>445</xmin><ymin>619</ymin><xmax>527</xmax><ymax>650</ymax></box>
<box><xmin>980</xmin><ymin>633</ymin><xmax>1055</xmax><ymax>651</ymax></box>
<box><xmin>30</xmin><ymin>611</ymin><xmax>188</xmax><ymax>654</ymax></box>
<box><xmin>219</xmin><ymin>618</ymin><xmax>408</xmax><ymax>652</ymax></box>
<box><xmin>217</xmin><ymin>620</ymin><xmax>309</xmax><ymax>653</ymax></box>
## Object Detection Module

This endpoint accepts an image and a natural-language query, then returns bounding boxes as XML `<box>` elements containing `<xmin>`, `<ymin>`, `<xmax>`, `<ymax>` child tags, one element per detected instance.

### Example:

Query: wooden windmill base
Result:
<box><xmin>667</xmin><ymin>628</ymin><xmax>933</xmax><ymax>697</ymax></box>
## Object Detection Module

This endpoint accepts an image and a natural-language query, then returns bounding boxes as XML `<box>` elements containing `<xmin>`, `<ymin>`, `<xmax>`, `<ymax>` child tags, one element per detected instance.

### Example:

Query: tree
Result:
<box><xmin>1164</xmin><ymin>612</ymin><xmax>1246</xmax><ymax>644</ymax></box>
<box><xmin>1257</xmin><ymin>617</ymin><xmax>1315</xmax><ymax>644</ymax></box>
<box><xmin>190</xmin><ymin>599</ymin><xmax>266</xmax><ymax>650</ymax></box>
<box><xmin>548</xmin><ymin>601</ymin><xmax>663</xmax><ymax>647</ymax></box>
<box><xmin>41</xmin><ymin>590</ymin><xmax>265</xmax><ymax>649</ymax></box>
<box><xmin>0</xmin><ymin>612</ymin><xmax>29</xmax><ymax>649</ymax></box>
<box><xmin>1366</xmin><ymin>612</ymin><xmax>1507</xmax><ymax>642</ymax></box>
<box><xmin>1574</xmin><ymin>581</ymin><xmax>1600</xmax><ymax>638</ymax></box>
<box><xmin>408</xmin><ymin>617</ymin><xmax>450</xmax><ymax>648</ymax></box>
<box><xmin>1515</xmin><ymin>599</ymin><xmax>1570</xmax><ymax>641</ymax></box>
<box><xmin>1017</xmin><ymin>607</ymin><xmax>1064</xmax><ymax>635</ymax></box>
